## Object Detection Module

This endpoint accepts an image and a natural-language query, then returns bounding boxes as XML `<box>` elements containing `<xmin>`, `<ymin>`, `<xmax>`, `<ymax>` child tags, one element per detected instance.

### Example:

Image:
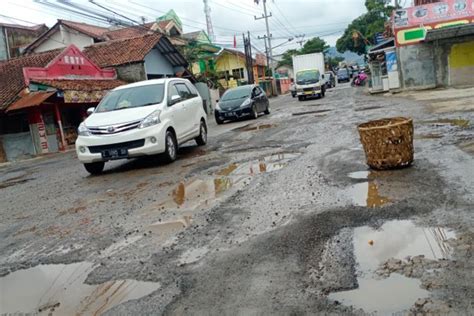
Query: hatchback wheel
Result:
<box><xmin>84</xmin><ymin>162</ymin><xmax>104</xmax><ymax>175</ymax></box>
<box><xmin>163</xmin><ymin>131</ymin><xmax>177</xmax><ymax>163</ymax></box>
<box><xmin>195</xmin><ymin>121</ymin><xmax>207</xmax><ymax>146</ymax></box>
<box><xmin>251</xmin><ymin>105</ymin><xmax>258</xmax><ymax>119</ymax></box>
<box><xmin>264</xmin><ymin>105</ymin><xmax>270</xmax><ymax>115</ymax></box>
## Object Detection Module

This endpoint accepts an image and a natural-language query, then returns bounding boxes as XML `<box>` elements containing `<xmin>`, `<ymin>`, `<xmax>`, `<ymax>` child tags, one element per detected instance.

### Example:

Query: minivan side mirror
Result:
<box><xmin>170</xmin><ymin>95</ymin><xmax>182</xmax><ymax>106</ymax></box>
<box><xmin>216</xmin><ymin>99</ymin><xmax>219</xmax><ymax>103</ymax></box>
<box><xmin>86</xmin><ymin>107</ymin><xmax>95</xmax><ymax>116</ymax></box>
<box><xmin>321</xmin><ymin>74</ymin><xmax>325</xmax><ymax>79</ymax></box>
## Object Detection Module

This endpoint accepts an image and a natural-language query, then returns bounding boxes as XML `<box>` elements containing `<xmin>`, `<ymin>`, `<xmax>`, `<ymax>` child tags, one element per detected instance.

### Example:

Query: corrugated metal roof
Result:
<box><xmin>6</xmin><ymin>91</ymin><xmax>56</xmax><ymax>112</ymax></box>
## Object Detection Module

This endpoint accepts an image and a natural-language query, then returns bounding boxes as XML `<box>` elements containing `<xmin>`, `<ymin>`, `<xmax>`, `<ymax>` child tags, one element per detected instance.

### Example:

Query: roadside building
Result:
<box><xmin>0</xmin><ymin>23</ymin><xmax>48</xmax><ymax>61</ymax></box>
<box><xmin>392</xmin><ymin>0</ymin><xmax>474</xmax><ymax>90</ymax></box>
<box><xmin>83</xmin><ymin>34</ymin><xmax>190</xmax><ymax>82</ymax></box>
<box><xmin>0</xmin><ymin>45</ymin><xmax>124</xmax><ymax>161</ymax></box>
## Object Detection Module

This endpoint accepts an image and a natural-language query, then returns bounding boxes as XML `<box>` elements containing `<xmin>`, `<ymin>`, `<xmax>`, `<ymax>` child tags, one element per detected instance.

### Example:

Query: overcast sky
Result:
<box><xmin>1</xmin><ymin>0</ymin><xmax>401</xmax><ymax>55</ymax></box>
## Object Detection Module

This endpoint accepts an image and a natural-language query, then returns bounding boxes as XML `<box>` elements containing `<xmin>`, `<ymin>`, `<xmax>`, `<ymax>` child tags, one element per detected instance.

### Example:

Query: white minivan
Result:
<box><xmin>75</xmin><ymin>78</ymin><xmax>208</xmax><ymax>174</ymax></box>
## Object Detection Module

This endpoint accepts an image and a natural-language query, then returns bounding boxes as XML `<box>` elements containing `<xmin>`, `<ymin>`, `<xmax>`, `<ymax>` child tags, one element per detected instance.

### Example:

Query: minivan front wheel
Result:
<box><xmin>163</xmin><ymin>131</ymin><xmax>177</xmax><ymax>163</ymax></box>
<box><xmin>251</xmin><ymin>105</ymin><xmax>258</xmax><ymax>119</ymax></box>
<box><xmin>84</xmin><ymin>162</ymin><xmax>104</xmax><ymax>175</ymax></box>
<box><xmin>195</xmin><ymin>121</ymin><xmax>207</xmax><ymax>146</ymax></box>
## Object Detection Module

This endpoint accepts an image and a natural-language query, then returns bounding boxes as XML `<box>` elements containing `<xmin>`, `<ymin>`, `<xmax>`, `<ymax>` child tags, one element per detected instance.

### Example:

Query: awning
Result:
<box><xmin>424</xmin><ymin>24</ymin><xmax>474</xmax><ymax>42</ymax></box>
<box><xmin>6</xmin><ymin>91</ymin><xmax>56</xmax><ymax>112</ymax></box>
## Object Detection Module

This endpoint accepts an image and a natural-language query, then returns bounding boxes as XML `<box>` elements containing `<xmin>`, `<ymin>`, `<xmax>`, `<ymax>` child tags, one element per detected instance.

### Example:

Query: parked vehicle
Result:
<box><xmin>290</xmin><ymin>81</ymin><xmax>297</xmax><ymax>97</ymax></box>
<box><xmin>351</xmin><ymin>72</ymin><xmax>368</xmax><ymax>86</ymax></box>
<box><xmin>324</xmin><ymin>71</ymin><xmax>336</xmax><ymax>89</ymax></box>
<box><xmin>293</xmin><ymin>53</ymin><xmax>326</xmax><ymax>101</ymax></box>
<box><xmin>337</xmin><ymin>68</ymin><xmax>350</xmax><ymax>83</ymax></box>
<box><xmin>214</xmin><ymin>84</ymin><xmax>270</xmax><ymax>124</ymax></box>
<box><xmin>75</xmin><ymin>78</ymin><xmax>208</xmax><ymax>175</ymax></box>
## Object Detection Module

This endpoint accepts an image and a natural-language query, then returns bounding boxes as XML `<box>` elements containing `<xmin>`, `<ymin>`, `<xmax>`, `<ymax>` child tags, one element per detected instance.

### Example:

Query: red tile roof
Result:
<box><xmin>0</xmin><ymin>23</ymin><xmax>47</xmax><ymax>32</ymax></box>
<box><xmin>7</xmin><ymin>91</ymin><xmax>56</xmax><ymax>112</ymax></box>
<box><xmin>33</xmin><ymin>79</ymin><xmax>126</xmax><ymax>91</ymax></box>
<box><xmin>0</xmin><ymin>49</ymin><xmax>63</xmax><ymax>110</ymax></box>
<box><xmin>59</xmin><ymin>20</ymin><xmax>109</xmax><ymax>38</ymax></box>
<box><xmin>83</xmin><ymin>34</ymin><xmax>162</xmax><ymax>67</ymax></box>
<box><xmin>103</xmin><ymin>22</ymin><xmax>156</xmax><ymax>40</ymax></box>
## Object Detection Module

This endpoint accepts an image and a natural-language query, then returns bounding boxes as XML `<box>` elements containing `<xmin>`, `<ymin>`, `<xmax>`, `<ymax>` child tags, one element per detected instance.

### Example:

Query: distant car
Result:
<box><xmin>337</xmin><ymin>68</ymin><xmax>350</xmax><ymax>83</ymax></box>
<box><xmin>215</xmin><ymin>85</ymin><xmax>270</xmax><ymax>124</ymax></box>
<box><xmin>324</xmin><ymin>71</ymin><xmax>336</xmax><ymax>88</ymax></box>
<box><xmin>76</xmin><ymin>78</ymin><xmax>208</xmax><ymax>175</ymax></box>
<box><xmin>290</xmin><ymin>82</ymin><xmax>296</xmax><ymax>97</ymax></box>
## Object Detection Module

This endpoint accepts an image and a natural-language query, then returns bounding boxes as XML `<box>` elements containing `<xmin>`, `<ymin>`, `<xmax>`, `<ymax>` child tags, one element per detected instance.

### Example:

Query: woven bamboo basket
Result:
<box><xmin>358</xmin><ymin>117</ymin><xmax>414</xmax><ymax>170</ymax></box>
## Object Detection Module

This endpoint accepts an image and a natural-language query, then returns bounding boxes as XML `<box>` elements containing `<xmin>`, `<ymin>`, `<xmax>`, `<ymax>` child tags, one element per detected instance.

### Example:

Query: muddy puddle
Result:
<box><xmin>329</xmin><ymin>220</ymin><xmax>455</xmax><ymax>314</ymax></box>
<box><xmin>415</xmin><ymin>133</ymin><xmax>443</xmax><ymax>140</ymax></box>
<box><xmin>236</xmin><ymin>123</ymin><xmax>277</xmax><ymax>132</ymax></box>
<box><xmin>354</xmin><ymin>105</ymin><xmax>383</xmax><ymax>112</ymax></box>
<box><xmin>347</xmin><ymin>181</ymin><xmax>390</xmax><ymax>208</ymax></box>
<box><xmin>0</xmin><ymin>262</ymin><xmax>160</xmax><ymax>315</ymax></box>
<box><xmin>421</xmin><ymin>118</ymin><xmax>470</xmax><ymax>128</ymax></box>
<box><xmin>0</xmin><ymin>172</ymin><xmax>33</xmax><ymax>189</ymax></box>
<box><xmin>292</xmin><ymin>109</ymin><xmax>331</xmax><ymax>116</ymax></box>
<box><xmin>158</xmin><ymin>153</ymin><xmax>300</xmax><ymax>212</ymax></box>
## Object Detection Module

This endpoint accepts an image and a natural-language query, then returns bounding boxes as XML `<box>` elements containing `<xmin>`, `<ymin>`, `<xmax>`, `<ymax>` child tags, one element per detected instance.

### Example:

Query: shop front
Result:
<box><xmin>4</xmin><ymin>44</ymin><xmax>125</xmax><ymax>158</ymax></box>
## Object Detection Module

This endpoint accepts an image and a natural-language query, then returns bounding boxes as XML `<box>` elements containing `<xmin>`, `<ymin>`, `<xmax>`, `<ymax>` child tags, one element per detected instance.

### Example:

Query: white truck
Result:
<box><xmin>292</xmin><ymin>53</ymin><xmax>326</xmax><ymax>101</ymax></box>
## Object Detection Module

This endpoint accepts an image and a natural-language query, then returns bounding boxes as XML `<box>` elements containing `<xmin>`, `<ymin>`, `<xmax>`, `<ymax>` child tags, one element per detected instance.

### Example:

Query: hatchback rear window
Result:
<box><xmin>96</xmin><ymin>84</ymin><xmax>165</xmax><ymax>113</ymax></box>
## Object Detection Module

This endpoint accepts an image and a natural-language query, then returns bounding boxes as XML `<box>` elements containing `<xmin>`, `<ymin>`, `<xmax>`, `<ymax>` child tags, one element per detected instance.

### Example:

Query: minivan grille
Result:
<box><xmin>88</xmin><ymin>120</ymin><xmax>141</xmax><ymax>135</ymax></box>
<box><xmin>88</xmin><ymin>139</ymin><xmax>145</xmax><ymax>154</ymax></box>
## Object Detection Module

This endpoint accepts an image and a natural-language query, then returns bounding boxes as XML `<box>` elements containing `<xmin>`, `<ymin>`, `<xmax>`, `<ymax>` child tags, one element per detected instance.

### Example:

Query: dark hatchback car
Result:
<box><xmin>337</xmin><ymin>68</ymin><xmax>350</xmax><ymax>83</ymax></box>
<box><xmin>215</xmin><ymin>85</ymin><xmax>270</xmax><ymax>124</ymax></box>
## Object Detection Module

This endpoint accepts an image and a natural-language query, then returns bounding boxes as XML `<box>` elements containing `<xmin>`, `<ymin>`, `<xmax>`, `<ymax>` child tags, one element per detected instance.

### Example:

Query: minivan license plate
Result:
<box><xmin>102</xmin><ymin>148</ymin><xmax>128</xmax><ymax>159</ymax></box>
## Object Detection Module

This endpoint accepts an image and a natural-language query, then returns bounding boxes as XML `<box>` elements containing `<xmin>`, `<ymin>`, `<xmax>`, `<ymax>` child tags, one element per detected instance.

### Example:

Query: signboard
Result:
<box><xmin>393</xmin><ymin>0</ymin><xmax>474</xmax><ymax>45</ymax></box>
<box><xmin>385</xmin><ymin>51</ymin><xmax>398</xmax><ymax>72</ymax></box>
<box><xmin>64</xmin><ymin>90</ymin><xmax>108</xmax><ymax>103</ymax></box>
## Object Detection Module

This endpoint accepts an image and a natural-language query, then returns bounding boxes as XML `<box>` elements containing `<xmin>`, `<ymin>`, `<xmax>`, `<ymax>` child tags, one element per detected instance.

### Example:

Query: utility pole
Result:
<box><xmin>257</xmin><ymin>35</ymin><xmax>270</xmax><ymax>76</ymax></box>
<box><xmin>255</xmin><ymin>0</ymin><xmax>275</xmax><ymax>94</ymax></box>
<box><xmin>243</xmin><ymin>32</ymin><xmax>254</xmax><ymax>84</ymax></box>
<box><xmin>203</xmin><ymin>0</ymin><xmax>215</xmax><ymax>42</ymax></box>
<box><xmin>295</xmin><ymin>34</ymin><xmax>305</xmax><ymax>47</ymax></box>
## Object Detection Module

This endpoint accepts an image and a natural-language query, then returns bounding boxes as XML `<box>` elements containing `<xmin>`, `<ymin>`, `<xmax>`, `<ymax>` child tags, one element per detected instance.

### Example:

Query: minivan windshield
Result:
<box><xmin>95</xmin><ymin>84</ymin><xmax>165</xmax><ymax>113</ymax></box>
<box><xmin>296</xmin><ymin>70</ymin><xmax>320</xmax><ymax>85</ymax></box>
<box><xmin>221</xmin><ymin>86</ymin><xmax>252</xmax><ymax>101</ymax></box>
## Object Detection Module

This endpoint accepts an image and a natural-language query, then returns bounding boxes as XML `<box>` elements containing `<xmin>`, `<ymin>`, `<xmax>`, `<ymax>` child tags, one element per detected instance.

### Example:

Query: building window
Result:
<box><xmin>232</xmin><ymin>68</ymin><xmax>245</xmax><ymax>79</ymax></box>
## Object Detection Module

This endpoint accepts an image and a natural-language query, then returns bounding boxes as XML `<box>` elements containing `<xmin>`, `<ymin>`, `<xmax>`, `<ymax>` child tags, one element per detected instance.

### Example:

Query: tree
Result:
<box><xmin>336</xmin><ymin>0</ymin><xmax>394</xmax><ymax>54</ymax></box>
<box><xmin>277</xmin><ymin>37</ymin><xmax>328</xmax><ymax>68</ymax></box>
<box><xmin>300</xmin><ymin>37</ymin><xmax>329</xmax><ymax>55</ymax></box>
<box><xmin>277</xmin><ymin>49</ymin><xmax>299</xmax><ymax>68</ymax></box>
<box><xmin>326</xmin><ymin>56</ymin><xmax>344</xmax><ymax>70</ymax></box>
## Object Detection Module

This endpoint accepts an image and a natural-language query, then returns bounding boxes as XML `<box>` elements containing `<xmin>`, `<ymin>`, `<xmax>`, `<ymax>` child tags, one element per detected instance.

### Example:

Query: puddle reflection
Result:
<box><xmin>329</xmin><ymin>220</ymin><xmax>455</xmax><ymax>314</ymax></box>
<box><xmin>348</xmin><ymin>182</ymin><xmax>390</xmax><ymax>208</ymax></box>
<box><xmin>0</xmin><ymin>262</ymin><xmax>160</xmax><ymax>315</ymax></box>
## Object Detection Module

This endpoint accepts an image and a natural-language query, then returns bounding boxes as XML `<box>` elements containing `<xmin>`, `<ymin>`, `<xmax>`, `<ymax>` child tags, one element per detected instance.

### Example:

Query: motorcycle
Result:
<box><xmin>351</xmin><ymin>72</ymin><xmax>368</xmax><ymax>87</ymax></box>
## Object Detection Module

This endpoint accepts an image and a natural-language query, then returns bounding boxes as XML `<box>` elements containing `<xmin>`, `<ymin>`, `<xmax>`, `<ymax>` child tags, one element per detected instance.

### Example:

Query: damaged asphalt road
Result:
<box><xmin>0</xmin><ymin>85</ymin><xmax>473</xmax><ymax>315</ymax></box>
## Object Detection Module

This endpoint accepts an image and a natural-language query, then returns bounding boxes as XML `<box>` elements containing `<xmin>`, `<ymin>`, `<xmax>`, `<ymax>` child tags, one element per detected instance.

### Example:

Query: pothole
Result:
<box><xmin>420</xmin><ymin>118</ymin><xmax>470</xmax><ymax>128</ymax></box>
<box><xmin>235</xmin><ymin>123</ymin><xmax>277</xmax><ymax>132</ymax></box>
<box><xmin>346</xmin><ymin>182</ymin><xmax>391</xmax><ymax>207</ymax></box>
<box><xmin>157</xmin><ymin>152</ymin><xmax>301</xmax><ymax>212</ymax></box>
<box><xmin>328</xmin><ymin>220</ymin><xmax>455</xmax><ymax>314</ymax></box>
<box><xmin>354</xmin><ymin>106</ymin><xmax>383</xmax><ymax>112</ymax></box>
<box><xmin>0</xmin><ymin>262</ymin><xmax>160</xmax><ymax>315</ymax></box>
<box><xmin>292</xmin><ymin>109</ymin><xmax>331</xmax><ymax>116</ymax></box>
<box><xmin>415</xmin><ymin>133</ymin><xmax>443</xmax><ymax>140</ymax></box>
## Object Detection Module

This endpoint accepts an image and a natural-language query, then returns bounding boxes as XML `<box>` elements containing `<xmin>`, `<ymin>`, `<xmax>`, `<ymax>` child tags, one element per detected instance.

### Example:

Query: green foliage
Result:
<box><xmin>277</xmin><ymin>37</ymin><xmax>328</xmax><ymax>68</ymax></box>
<box><xmin>300</xmin><ymin>37</ymin><xmax>329</xmax><ymax>55</ymax></box>
<box><xmin>326</xmin><ymin>56</ymin><xmax>344</xmax><ymax>70</ymax></box>
<box><xmin>336</xmin><ymin>0</ymin><xmax>394</xmax><ymax>55</ymax></box>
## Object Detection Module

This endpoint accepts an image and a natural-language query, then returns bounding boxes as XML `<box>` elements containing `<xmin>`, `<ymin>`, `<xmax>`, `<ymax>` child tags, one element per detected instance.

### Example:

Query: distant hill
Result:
<box><xmin>325</xmin><ymin>47</ymin><xmax>365</xmax><ymax>65</ymax></box>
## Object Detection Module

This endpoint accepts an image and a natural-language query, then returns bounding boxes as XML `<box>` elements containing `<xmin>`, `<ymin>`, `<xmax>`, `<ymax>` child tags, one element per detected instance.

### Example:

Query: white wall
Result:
<box><xmin>144</xmin><ymin>48</ymin><xmax>175</xmax><ymax>77</ymax></box>
<box><xmin>34</xmin><ymin>25</ymin><xmax>95</xmax><ymax>53</ymax></box>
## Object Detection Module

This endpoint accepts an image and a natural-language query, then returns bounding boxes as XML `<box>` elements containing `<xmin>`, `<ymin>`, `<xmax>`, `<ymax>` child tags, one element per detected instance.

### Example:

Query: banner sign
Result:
<box><xmin>385</xmin><ymin>51</ymin><xmax>398</xmax><ymax>72</ymax></box>
<box><xmin>64</xmin><ymin>90</ymin><xmax>108</xmax><ymax>103</ymax></box>
<box><xmin>393</xmin><ymin>0</ymin><xmax>474</xmax><ymax>45</ymax></box>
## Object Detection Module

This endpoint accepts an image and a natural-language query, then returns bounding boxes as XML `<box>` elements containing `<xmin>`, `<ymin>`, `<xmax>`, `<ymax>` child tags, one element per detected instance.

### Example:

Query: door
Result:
<box><xmin>167</xmin><ymin>83</ymin><xmax>188</xmax><ymax>140</ymax></box>
<box><xmin>184</xmin><ymin>81</ymin><xmax>202</xmax><ymax>133</ymax></box>
<box><xmin>174</xmin><ymin>82</ymin><xmax>195</xmax><ymax>140</ymax></box>
<box><xmin>254</xmin><ymin>86</ymin><xmax>266</xmax><ymax>111</ymax></box>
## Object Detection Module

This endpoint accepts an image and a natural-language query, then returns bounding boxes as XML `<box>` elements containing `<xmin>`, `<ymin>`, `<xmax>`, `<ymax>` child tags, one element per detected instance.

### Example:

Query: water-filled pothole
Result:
<box><xmin>236</xmin><ymin>123</ymin><xmax>277</xmax><ymax>132</ymax></box>
<box><xmin>421</xmin><ymin>118</ymin><xmax>470</xmax><ymax>128</ymax></box>
<box><xmin>329</xmin><ymin>220</ymin><xmax>455</xmax><ymax>314</ymax></box>
<box><xmin>0</xmin><ymin>262</ymin><xmax>160</xmax><ymax>315</ymax></box>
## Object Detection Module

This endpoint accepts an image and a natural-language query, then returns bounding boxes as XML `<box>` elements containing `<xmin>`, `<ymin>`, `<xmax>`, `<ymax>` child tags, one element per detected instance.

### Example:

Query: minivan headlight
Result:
<box><xmin>138</xmin><ymin>110</ymin><xmax>161</xmax><ymax>129</ymax></box>
<box><xmin>240</xmin><ymin>98</ymin><xmax>251</xmax><ymax>108</ymax></box>
<box><xmin>78</xmin><ymin>123</ymin><xmax>91</xmax><ymax>136</ymax></box>
<box><xmin>215</xmin><ymin>102</ymin><xmax>221</xmax><ymax>111</ymax></box>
